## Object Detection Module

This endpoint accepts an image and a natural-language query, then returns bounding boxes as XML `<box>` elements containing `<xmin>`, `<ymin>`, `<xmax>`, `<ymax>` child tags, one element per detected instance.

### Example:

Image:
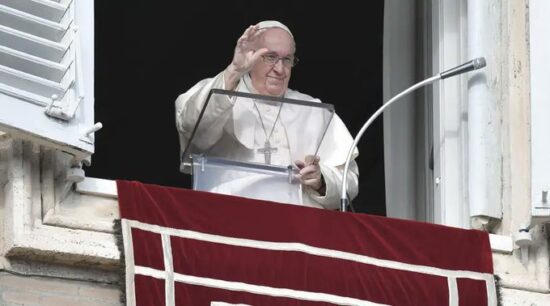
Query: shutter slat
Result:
<box><xmin>0</xmin><ymin>82</ymin><xmax>49</xmax><ymax>106</ymax></box>
<box><xmin>0</xmin><ymin>4</ymin><xmax>69</xmax><ymax>42</ymax></box>
<box><xmin>0</xmin><ymin>64</ymin><xmax>68</xmax><ymax>98</ymax></box>
<box><xmin>0</xmin><ymin>45</ymin><xmax>69</xmax><ymax>82</ymax></box>
<box><xmin>0</xmin><ymin>0</ymin><xmax>69</xmax><ymax>23</ymax></box>
<box><xmin>0</xmin><ymin>25</ymin><xmax>68</xmax><ymax>62</ymax></box>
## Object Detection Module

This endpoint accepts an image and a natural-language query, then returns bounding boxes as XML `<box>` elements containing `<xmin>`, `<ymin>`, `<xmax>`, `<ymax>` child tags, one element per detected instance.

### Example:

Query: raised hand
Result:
<box><xmin>224</xmin><ymin>24</ymin><xmax>270</xmax><ymax>90</ymax></box>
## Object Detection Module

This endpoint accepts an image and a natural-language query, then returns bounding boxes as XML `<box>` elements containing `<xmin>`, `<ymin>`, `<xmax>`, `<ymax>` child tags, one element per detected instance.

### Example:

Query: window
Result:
<box><xmin>383</xmin><ymin>0</ymin><xmax>505</xmax><ymax>228</ymax></box>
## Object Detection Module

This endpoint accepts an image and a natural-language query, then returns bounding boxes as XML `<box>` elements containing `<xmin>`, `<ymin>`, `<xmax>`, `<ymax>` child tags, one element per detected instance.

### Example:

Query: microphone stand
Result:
<box><xmin>340</xmin><ymin>58</ymin><xmax>486</xmax><ymax>212</ymax></box>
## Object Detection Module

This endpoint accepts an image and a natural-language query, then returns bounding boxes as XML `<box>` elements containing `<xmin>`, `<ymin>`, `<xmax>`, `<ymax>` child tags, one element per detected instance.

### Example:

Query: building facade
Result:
<box><xmin>0</xmin><ymin>0</ymin><xmax>549</xmax><ymax>305</ymax></box>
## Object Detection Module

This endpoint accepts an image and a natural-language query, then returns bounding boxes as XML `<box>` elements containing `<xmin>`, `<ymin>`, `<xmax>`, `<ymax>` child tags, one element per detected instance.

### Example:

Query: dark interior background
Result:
<box><xmin>90</xmin><ymin>1</ymin><xmax>386</xmax><ymax>215</ymax></box>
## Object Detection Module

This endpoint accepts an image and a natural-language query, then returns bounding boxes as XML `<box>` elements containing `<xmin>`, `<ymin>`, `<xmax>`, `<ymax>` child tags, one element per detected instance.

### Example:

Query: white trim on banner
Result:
<box><xmin>124</xmin><ymin>218</ymin><xmax>496</xmax><ymax>306</ymax></box>
<box><xmin>134</xmin><ymin>266</ymin><xmax>388</xmax><ymax>306</ymax></box>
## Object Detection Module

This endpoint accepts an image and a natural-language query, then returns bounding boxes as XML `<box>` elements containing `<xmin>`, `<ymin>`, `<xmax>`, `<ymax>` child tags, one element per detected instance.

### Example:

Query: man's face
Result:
<box><xmin>250</xmin><ymin>28</ymin><xmax>295</xmax><ymax>97</ymax></box>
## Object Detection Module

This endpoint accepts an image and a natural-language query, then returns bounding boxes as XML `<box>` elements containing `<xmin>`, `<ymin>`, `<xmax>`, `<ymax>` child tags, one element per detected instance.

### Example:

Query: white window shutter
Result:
<box><xmin>530</xmin><ymin>0</ymin><xmax>550</xmax><ymax>221</ymax></box>
<box><xmin>0</xmin><ymin>0</ymin><xmax>96</xmax><ymax>160</ymax></box>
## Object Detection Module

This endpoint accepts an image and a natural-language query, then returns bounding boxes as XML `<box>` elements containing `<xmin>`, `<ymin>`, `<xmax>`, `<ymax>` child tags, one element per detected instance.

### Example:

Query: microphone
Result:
<box><xmin>440</xmin><ymin>57</ymin><xmax>486</xmax><ymax>79</ymax></box>
<box><xmin>340</xmin><ymin>57</ymin><xmax>487</xmax><ymax>212</ymax></box>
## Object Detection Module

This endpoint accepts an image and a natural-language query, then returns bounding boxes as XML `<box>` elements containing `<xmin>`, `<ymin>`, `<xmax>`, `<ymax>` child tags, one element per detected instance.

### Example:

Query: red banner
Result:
<box><xmin>117</xmin><ymin>180</ymin><xmax>496</xmax><ymax>306</ymax></box>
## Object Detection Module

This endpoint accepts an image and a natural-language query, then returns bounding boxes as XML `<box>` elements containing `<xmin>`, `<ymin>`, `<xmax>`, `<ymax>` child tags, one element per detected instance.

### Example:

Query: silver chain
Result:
<box><xmin>253</xmin><ymin>101</ymin><xmax>283</xmax><ymax>143</ymax></box>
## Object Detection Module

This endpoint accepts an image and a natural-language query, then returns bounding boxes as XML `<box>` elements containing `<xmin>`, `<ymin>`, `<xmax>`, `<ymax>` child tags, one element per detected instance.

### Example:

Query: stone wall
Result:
<box><xmin>0</xmin><ymin>272</ymin><xmax>121</xmax><ymax>306</ymax></box>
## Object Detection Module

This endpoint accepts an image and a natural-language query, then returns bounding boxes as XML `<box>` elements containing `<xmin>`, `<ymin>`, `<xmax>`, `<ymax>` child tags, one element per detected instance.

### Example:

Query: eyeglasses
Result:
<box><xmin>261</xmin><ymin>53</ymin><xmax>299</xmax><ymax>67</ymax></box>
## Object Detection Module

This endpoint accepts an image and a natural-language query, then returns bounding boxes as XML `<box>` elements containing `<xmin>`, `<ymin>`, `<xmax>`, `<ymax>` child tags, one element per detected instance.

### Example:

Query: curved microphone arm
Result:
<box><xmin>339</xmin><ymin>57</ymin><xmax>486</xmax><ymax>212</ymax></box>
<box><xmin>339</xmin><ymin>75</ymin><xmax>441</xmax><ymax>211</ymax></box>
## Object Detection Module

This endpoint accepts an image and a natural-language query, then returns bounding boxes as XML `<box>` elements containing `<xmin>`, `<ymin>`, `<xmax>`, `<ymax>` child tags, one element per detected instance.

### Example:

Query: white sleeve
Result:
<box><xmin>175</xmin><ymin>71</ymin><xmax>238</xmax><ymax>167</ymax></box>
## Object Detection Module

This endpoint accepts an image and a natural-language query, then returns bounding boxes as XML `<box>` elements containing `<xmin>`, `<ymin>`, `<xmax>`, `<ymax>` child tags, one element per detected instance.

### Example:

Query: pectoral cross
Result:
<box><xmin>257</xmin><ymin>141</ymin><xmax>278</xmax><ymax>164</ymax></box>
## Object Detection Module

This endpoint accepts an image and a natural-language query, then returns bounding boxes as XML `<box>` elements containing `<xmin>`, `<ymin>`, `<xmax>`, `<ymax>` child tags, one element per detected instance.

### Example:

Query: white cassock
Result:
<box><xmin>175</xmin><ymin>71</ymin><xmax>359</xmax><ymax>209</ymax></box>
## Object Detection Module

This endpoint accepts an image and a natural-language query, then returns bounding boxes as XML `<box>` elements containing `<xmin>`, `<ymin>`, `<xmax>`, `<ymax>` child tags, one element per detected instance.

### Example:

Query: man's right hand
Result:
<box><xmin>224</xmin><ymin>24</ymin><xmax>270</xmax><ymax>90</ymax></box>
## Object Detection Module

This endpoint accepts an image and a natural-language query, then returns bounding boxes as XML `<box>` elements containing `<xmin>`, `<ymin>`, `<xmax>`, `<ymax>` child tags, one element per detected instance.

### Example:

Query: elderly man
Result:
<box><xmin>175</xmin><ymin>20</ymin><xmax>358</xmax><ymax>209</ymax></box>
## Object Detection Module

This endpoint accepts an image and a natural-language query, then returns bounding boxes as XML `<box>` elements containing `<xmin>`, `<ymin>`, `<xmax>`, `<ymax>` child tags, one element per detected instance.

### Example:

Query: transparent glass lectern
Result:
<box><xmin>181</xmin><ymin>89</ymin><xmax>335</xmax><ymax>204</ymax></box>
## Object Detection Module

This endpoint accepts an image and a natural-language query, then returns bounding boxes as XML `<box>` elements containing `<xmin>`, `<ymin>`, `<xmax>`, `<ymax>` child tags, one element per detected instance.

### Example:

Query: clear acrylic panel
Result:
<box><xmin>182</xmin><ymin>89</ymin><xmax>335</xmax><ymax>170</ymax></box>
<box><xmin>192</xmin><ymin>155</ymin><xmax>302</xmax><ymax>204</ymax></box>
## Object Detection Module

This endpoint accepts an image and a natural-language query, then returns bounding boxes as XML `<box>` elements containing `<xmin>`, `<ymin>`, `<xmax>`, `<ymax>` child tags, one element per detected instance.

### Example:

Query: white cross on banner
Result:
<box><xmin>116</xmin><ymin>180</ymin><xmax>498</xmax><ymax>306</ymax></box>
